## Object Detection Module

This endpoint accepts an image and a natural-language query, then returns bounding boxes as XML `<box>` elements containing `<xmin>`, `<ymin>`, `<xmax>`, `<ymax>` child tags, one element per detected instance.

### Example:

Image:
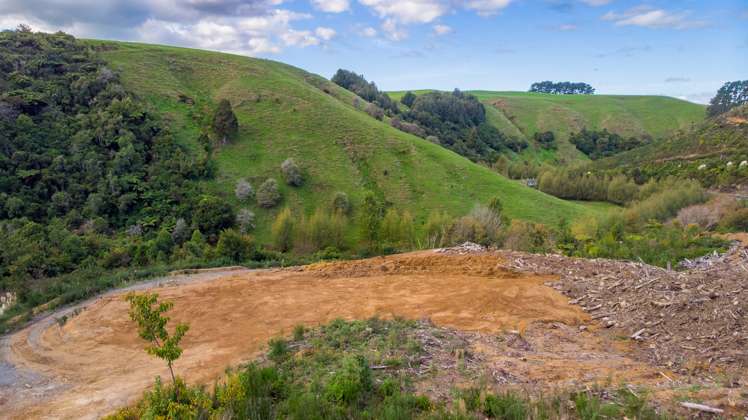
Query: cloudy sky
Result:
<box><xmin>1</xmin><ymin>0</ymin><xmax>745</xmax><ymax>103</ymax></box>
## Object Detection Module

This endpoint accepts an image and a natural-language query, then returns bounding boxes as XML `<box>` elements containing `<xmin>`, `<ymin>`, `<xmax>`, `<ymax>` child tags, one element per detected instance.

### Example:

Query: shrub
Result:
<box><xmin>624</xmin><ymin>180</ymin><xmax>706</xmax><ymax>226</ymax></box>
<box><xmin>235</xmin><ymin>179</ymin><xmax>254</xmax><ymax>201</ymax></box>
<box><xmin>400</xmin><ymin>91</ymin><xmax>416</xmax><ymax>107</ymax></box>
<box><xmin>503</xmin><ymin>220</ymin><xmax>554</xmax><ymax>253</ymax></box>
<box><xmin>257</xmin><ymin>178</ymin><xmax>282</xmax><ymax>208</ymax></box>
<box><xmin>171</xmin><ymin>218</ymin><xmax>189</xmax><ymax>245</ymax></box>
<box><xmin>359</xmin><ymin>192</ymin><xmax>383</xmax><ymax>247</ymax></box>
<box><xmin>720</xmin><ymin>207</ymin><xmax>748</xmax><ymax>231</ymax></box>
<box><xmin>216</xmin><ymin>229</ymin><xmax>253</xmax><ymax>262</ymax></box>
<box><xmin>192</xmin><ymin>196</ymin><xmax>234</xmax><ymax>238</ymax></box>
<box><xmin>422</xmin><ymin>210</ymin><xmax>452</xmax><ymax>248</ymax></box>
<box><xmin>324</xmin><ymin>355</ymin><xmax>372</xmax><ymax>405</ymax></box>
<box><xmin>236</xmin><ymin>208</ymin><xmax>256</xmax><ymax>234</ymax></box>
<box><xmin>676</xmin><ymin>203</ymin><xmax>720</xmax><ymax>230</ymax></box>
<box><xmin>450</xmin><ymin>205</ymin><xmax>503</xmax><ymax>246</ymax></box>
<box><xmin>607</xmin><ymin>175</ymin><xmax>638</xmax><ymax>205</ymax></box>
<box><xmin>212</xmin><ymin>99</ymin><xmax>238</xmax><ymax>144</ymax></box>
<box><xmin>271</xmin><ymin>208</ymin><xmax>294</xmax><ymax>252</ymax></box>
<box><xmin>365</xmin><ymin>103</ymin><xmax>384</xmax><ymax>120</ymax></box>
<box><xmin>331</xmin><ymin>192</ymin><xmax>351</xmax><ymax>215</ymax></box>
<box><xmin>295</xmin><ymin>208</ymin><xmax>347</xmax><ymax>253</ymax></box>
<box><xmin>281</xmin><ymin>158</ymin><xmax>303</xmax><ymax>187</ymax></box>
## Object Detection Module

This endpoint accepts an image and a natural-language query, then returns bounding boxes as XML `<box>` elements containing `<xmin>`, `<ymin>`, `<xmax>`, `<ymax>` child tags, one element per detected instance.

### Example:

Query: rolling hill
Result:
<box><xmin>92</xmin><ymin>41</ymin><xmax>606</xmax><ymax>243</ymax></box>
<box><xmin>389</xmin><ymin>90</ymin><xmax>706</xmax><ymax>163</ymax></box>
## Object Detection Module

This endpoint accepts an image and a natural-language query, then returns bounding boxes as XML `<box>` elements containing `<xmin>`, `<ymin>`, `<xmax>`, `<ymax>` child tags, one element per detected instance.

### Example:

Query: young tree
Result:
<box><xmin>192</xmin><ymin>195</ymin><xmax>234</xmax><ymax>237</ymax></box>
<box><xmin>216</xmin><ymin>229</ymin><xmax>253</xmax><ymax>262</ymax></box>
<box><xmin>707</xmin><ymin>80</ymin><xmax>748</xmax><ymax>117</ymax></box>
<box><xmin>125</xmin><ymin>293</ymin><xmax>189</xmax><ymax>389</ymax></box>
<box><xmin>281</xmin><ymin>158</ymin><xmax>303</xmax><ymax>187</ymax></box>
<box><xmin>257</xmin><ymin>178</ymin><xmax>282</xmax><ymax>208</ymax></box>
<box><xmin>332</xmin><ymin>191</ymin><xmax>351</xmax><ymax>215</ymax></box>
<box><xmin>401</xmin><ymin>91</ymin><xmax>417</xmax><ymax>107</ymax></box>
<box><xmin>212</xmin><ymin>99</ymin><xmax>239</xmax><ymax>144</ymax></box>
<box><xmin>272</xmin><ymin>208</ymin><xmax>294</xmax><ymax>252</ymax></box>
<box><xmin>234</xmin><ymin>178</ymin><xmax>254</xmax><ymax>201</ymax></box>
<box><xmin>236</xmin><ymin>208</ymin><xmax>256</xmax><ymax>233</ymax></box>
<box><xmin>359</xmin><ymin>192</ymin><xmax>383</xmax><ymax>248</ymax></box>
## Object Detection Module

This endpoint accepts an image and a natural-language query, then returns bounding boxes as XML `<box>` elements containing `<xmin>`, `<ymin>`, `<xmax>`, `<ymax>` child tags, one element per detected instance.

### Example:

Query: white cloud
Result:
<box><xmin>360</xmin><ymin>26</ymin><xmax>378</xmax><ymax>37</ymax></box>
<box><xmin>382</xmin><ymin>18</ymin><xmax>407</xmax><ymax>40</ymax></box>
<box><xmin>358</xmin><ymin>0</ymin><xmax>448</xmax><ymax>24</ymax></box>
<box><xmin>464</xmin><ymin>0</ymin><xmax>512</xmax><ymax>16</ymax></box>
<box><xmin>315</xmin><ymin>26</ymin><xmax>336</xmax><ymax>40</ymax></box>
<box><xmin>280</xmin><ymin>29</ymin><xmax>320</xmax><ymax>46</ymax></box>
<box><xmin>580</xmin><ymin>0</ymin><xmax>611</xmax><ymax>6</ymax></box>
<box><xmin>433</xmin><ymin>24</ymin><xmax>452</xmax><ymax>35</ymax></box>
<box><xmin>310</xmin><ymin>0</ymin><xmax>350</xmax><ymax>13</ymax></box>
<box><xmin>602</xmin><ymin>6</ymin><xmax>707</xmax><ymax>29</ymax></box>
<box><xmin>556</xmin><ymin>23</ymin><xmax>577</xmax><ymax>31</ymax></box>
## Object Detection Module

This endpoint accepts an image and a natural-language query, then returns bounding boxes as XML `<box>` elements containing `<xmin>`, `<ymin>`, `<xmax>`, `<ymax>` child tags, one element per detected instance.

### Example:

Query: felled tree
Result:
<box><xmin>125</xmin><ymin>293</ymin><xmax>189</xmax><ymax>389</ymax></box>
<box><xmin>212</xmin><ymin>99</ymin><xmax>239</xmax><ymax>144</ymax></box>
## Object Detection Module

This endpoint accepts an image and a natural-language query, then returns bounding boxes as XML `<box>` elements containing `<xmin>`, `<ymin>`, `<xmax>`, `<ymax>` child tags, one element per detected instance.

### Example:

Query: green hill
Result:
<box><xmin>389</xmin><ymin>90</ymin><xmax>706</xmax><ymax>163</ymax></box>
<box><xmin>594</xmin><ymin>104</ymin><xmax>748</xmax><ymax>187</ymax></box>
<box><xmin>93</xmin><ymin>42</ymin><xmax>604</xmax><ymax>242</ymax></box>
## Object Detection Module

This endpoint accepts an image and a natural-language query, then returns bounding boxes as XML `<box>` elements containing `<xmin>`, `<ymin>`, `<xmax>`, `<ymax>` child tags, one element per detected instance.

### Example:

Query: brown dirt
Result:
<box><xmin>2</xmin><ymin>249</ymin><xmax>746</xmax><ymax>418</ymax></box>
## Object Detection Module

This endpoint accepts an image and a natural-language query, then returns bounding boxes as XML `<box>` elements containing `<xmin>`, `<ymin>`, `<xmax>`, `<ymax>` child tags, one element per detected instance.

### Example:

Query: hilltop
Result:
<box><xmin>93</xmin><ymin>41</ymin><xmax>604</xmax><ymax>242</ymax></box>
<box><xmin>389</xmin><ymin>90</ymin><xmax>705</xmax><ymax>163</ymax></box>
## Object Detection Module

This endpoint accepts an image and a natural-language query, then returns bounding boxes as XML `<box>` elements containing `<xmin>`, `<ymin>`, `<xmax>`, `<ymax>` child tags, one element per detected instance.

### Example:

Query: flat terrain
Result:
<box><xmin>4</xmin><ymin>248</ymin><xmax>745</xmax><ymax>418</ymax></box>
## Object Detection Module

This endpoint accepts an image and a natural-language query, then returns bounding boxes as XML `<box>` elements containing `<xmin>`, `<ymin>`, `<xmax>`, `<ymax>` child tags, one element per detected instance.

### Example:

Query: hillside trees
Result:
<box><xmin>257</xmin><ymin>178</ymin><xmax>282</xmax><ymax>208</ymax></box>
<box><xmin>331</xmin><ymin>69</ymin><xmax>398</xmax><ymax>114</ymax></box>
<box><xmin>707</xmin><ymin>80</ymin><xmax>748</xmax><ymax>117</ymax></box>
<box><xmin>529</xmin><ymin>81</ymin><xmax>595</xmax><ymax>95</ymax></box>
<box><xmin>212</xmin><ymin>99</ymin><xmax>239</xmax><ymax>144</ymax></box>
<box><xmin>400</xmin><ymin>91</ymin><xmax>417</xmax><ymax>107</ymax></box>
<box><xmin>570</xmin><ymin>129</ymin><xmax>649</xmax><ymax>159</ymax></box>
<box><xmin>281</xmin><ymin>158</ymin><xmax>303</xmax><ymax>186</ymax></box>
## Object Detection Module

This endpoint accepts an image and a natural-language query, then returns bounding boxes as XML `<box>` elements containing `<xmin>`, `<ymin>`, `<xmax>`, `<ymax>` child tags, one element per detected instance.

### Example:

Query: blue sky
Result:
<box><xmin>1</xmin><ymin>0</ymin><xmax>745</xmax><ymax>103</ymax></box>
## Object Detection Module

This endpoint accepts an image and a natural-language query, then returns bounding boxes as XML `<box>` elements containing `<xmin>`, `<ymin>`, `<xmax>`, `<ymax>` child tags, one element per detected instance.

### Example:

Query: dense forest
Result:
<box><xmin>529</xmin><ymin>81</ymin><xmax>595</xmax><ymax>95</ymax></box>
<box><xmin>707</xmin><ymin>80</ymin><xmax>748</xmax><ymax>117</ymax></box>
<box><xmin>569</xmin><ymin>128</ymin><xmax>649</xmax><ymax>159</ymax></box>
<box><xmin>331</xmin><ymin>69</ymin><xmax>398</xmax><ymax>114</ymax></box>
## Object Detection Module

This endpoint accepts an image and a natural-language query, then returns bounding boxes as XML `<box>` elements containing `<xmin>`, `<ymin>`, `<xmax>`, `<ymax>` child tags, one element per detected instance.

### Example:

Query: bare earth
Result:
<box><xmin>1</xmin><ymin>249</ymin><xmax>746</xmax><ymax>418</ymax></box>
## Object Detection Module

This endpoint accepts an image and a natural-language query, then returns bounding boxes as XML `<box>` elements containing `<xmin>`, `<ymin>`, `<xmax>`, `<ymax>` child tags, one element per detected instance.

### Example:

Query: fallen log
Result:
<box><xmin>679</xmin><ymin>402</ymin><xmax>723</xmax><ymax>414</ymax></box>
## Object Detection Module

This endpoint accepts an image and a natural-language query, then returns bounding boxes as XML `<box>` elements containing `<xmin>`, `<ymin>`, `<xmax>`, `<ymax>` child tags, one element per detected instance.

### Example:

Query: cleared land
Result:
<box><xmin>2</xmin><ymin>248</ymin><xmax>746</xmax><ymax>418</ymax></box>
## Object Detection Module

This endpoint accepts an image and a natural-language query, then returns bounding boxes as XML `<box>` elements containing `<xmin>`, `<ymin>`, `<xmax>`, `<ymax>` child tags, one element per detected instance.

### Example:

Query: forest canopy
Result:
<box><xmin>529</xmin><ymin>81</ymin><xmax>595</xmax><ymax>95</ymax></box>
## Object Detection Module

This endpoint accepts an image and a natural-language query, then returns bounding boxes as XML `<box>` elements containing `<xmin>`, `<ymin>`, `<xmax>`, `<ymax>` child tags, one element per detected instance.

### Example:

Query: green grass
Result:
<box><xmin>91</xmin><ymin>41</ymin><xmax>605</xmax><ymax>245</ymax></box>
<box><xmin>389</xmin><ymin>90</ymin><xmax>706</xmax><ymax>163</ymax></box>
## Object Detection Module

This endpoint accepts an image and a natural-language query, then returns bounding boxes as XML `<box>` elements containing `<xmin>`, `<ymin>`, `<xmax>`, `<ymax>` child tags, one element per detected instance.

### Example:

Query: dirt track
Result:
<box><xmin>1</xmin><ymin>250</ymin><xmax>743</xmax><ymax>418</ymax></box>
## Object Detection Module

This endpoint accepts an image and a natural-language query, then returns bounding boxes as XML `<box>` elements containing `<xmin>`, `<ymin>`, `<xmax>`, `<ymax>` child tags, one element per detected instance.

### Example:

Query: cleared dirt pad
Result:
<box><xmin>2</xmin><ymin>251</ymin><xmax>590</xmax><ymax>419</ymax></box>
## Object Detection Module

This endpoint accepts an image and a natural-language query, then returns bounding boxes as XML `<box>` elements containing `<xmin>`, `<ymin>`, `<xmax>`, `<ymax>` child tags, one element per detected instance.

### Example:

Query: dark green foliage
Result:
<box><xmin>192</xmin><ymin>196</ymin><xmax>234</xmax><ymax>238</ymax></box>
<box><xmin>215</xmin><ymin>229</ymin><xmax>253</xmax><ymax>262</ymax></box>
<box><xmin>0</xmin><ymin>29</ymin><xmax>207</xmax><ymax>227</ymax></box>
<box><xmin>707</xmin><ymin>80</ymin><xmax>748</xmax><ymax>117</ymax></box>
<box><xmin>533</xmin><ymin>131</ymin><xmax>556</xmax><ymax>150</ymax></box>
<box><xmin>570</xmin><ymin>129</ymin><xmax>649</xmax><ymax>159</ymax></box>
<box><xmin>331</xmin><ymin>191</ymin><xmax>351</xmax><ymax>215</ymax></box>
<box><xmin>359</xmin><ymin>192</ymin><xmax>383</xmax><ymax>247</ymax></box>
<box><xmin>331</xmin><ymin>69</ymin><xmax>398</xmax><ymax>114</ymax></box>
<box><xmin>281</xmin><ymin>158</ymin><xmax>303</xmax><ymax>187</ymax></box>
<box><xmin>212</xmin><ymin>98</ymin><xmax>238</xmax><ymax>144</ymax></box>
<box><xmin>529</xmin><ymin>81</ymin><xmax>595</xmax><ymax>94</ymax></box>
<box><xmin>257</xmin><ymin>178</ymin><xmax>282</xmax><ymax>208</ymax></box>
<box><xmin>403</xmin><ymin>89</ymin><xmax>525</xmax><ymax>161</ymax></box>
<box><xmin>400</xmin><ymin>91</ymin><xmax>417</xmax><ymax>108</ymax></box>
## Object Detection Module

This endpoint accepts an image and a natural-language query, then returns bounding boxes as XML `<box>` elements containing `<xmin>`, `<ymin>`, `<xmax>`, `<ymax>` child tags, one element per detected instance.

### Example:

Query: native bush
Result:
<box><xmin>271</xmin><ymin>208</ymin><xmax>294</xmax><ymax>252</ymax></box>
<box><xmin>235</xmin><ymin>179</ymin><xmax>254</xmax><ymax>201</ymax></box>
<box><xmin>331</xmin><ymin>192</ymin><xmax>351</xmax><ymax>215</ymax></box>
<box><xmin>236</xmin><ymin>208</ymin><xmax>256</xmax><ymax>233</ymax></box>
<box><xmin>257</xmin><ymin>179</ymin><xmax>282</xmax><ymax>208</ymax></box>
<box><xmin>216</xmin><ymin>229</ymin><xmax>253</xmax><ymax>263</ymax></box>
<box><xmin>281</xmin><ymin>158</ymin><xmax>303</xmax><ymax>187</ymax></box>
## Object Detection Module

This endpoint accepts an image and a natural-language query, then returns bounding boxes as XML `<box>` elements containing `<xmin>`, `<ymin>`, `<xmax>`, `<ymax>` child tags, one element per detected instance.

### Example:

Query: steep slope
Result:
<box><xmin>390</xmin><ymin>90</ymin><xmax>706</xmax><ymax>163</ymax></box>
<box><xmin>594</xmin><ymin>104</ymin><xmax>748</xmax><ymax>186</ymax></box>
<box><xmin>93</xmin><ymin>42</ymin><xmax>602</xmax><ymax>242</ymax></box>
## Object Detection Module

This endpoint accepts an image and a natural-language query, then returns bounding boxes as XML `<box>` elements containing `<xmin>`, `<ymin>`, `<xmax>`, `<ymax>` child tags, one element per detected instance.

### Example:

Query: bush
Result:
<box><xmin>607</xmin><ymin>175</ymin><xmax>638</xmax><ymax>205</ymax></box>
<box><xmin>295</xmin><ymin>208</ymin><xmax>347</xmax><ymax>253</ymax></box>
<box><xmin>422</xmin><ymin>210</ymin><xmax>452</xmax><ymax>248</ymax></box>
<box><xmin>192</xmin><ymin>196</ymin><xmax>234</xmax><ymax>238</ymax></box>
<box><xmin>365</xmin><ymin>103</ymin><xmax>384</xmax><ymax>120</ymax></box>
<box><xmin>212</xmin><ymin>99</ymin><xmax>239</xmax><ymax>144</ymax></box>
<box><xmin>624</xmin><ymin>180</ymin><xmax>706</xmax><ymax>226</ymax></box>
<box><xmin>171</xmin><ymin>218</ymin><xmax>189</xmax><ymax>245</ymax></box>
<box><xmin>257</xmin><ymin>178</ymin><xmax>282</xmax><ymax>208</ymax></box>
<box><xmin>236</xmin><ymin>208</ymin><xmax>256</xmax><ymax>233</ymax></box>
<box><xmin>503</xmin><ymin>220</ymin><xmax>554</xmax><ymax>253</ymax></box>
<box><xmin>271</xmin><ymin>208</ymin><xmax>294</xmax><ymax>252</ymax></box>
<box><xmin>380</xmin><ymin>209</ymin><xmax>414</xmax><ymax>249</ymax></box>
<box><xmin>281</xmin><ymin>158</ymin><xmax>303</xmax><ymax>187</ymax></box>
<box><xmin>450</xmin><ymin>205</ymin><xmax>503</xmax><ymax>246</ymax></box>
<box><xmin>676</xmin><ymin>203</ymin><xmax>721</xmax><ymax>230</ymax></box>
<box><xmin>720</xmin><ymin>207</ymin><xmax>748</xmax><ymax>231</ymax></box>
<box><xmin>235</xmin><ymin>179</ymin><xmax>254</xmax><ymax>201</ymax></box>
<box><xmin>331</xmin><ymin>192</ymin><xmax>351</xmax><ymax>215</ymax></box>
<box><xmin>216</xmin><ymin>229</ymin><xmax>253</xmax><ymax>262</ymax></box>
<box><xmin>324</xmin><ymin>355</ymin><xmax>372</xmax><ymax>405</ymax></box>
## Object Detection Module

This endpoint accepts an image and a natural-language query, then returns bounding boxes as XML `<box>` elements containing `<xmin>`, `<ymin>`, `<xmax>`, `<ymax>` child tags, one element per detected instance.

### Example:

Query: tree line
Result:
<box><xmin>529</xmin><ymin>81</ymin><xmax>595</xmax><ymax>95</ymax></box>
<box><xmin>707</xmin><ymin>80</ymin><xmax>748</xmax><ymax>117</ymax></box>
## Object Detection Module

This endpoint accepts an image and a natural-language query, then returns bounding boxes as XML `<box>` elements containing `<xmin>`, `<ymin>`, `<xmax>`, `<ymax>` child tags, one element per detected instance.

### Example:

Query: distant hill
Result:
<box><xmin>594</xmin><ymin>104</ymin><xmax>748</xmax><ymax>187</ymax></box>
<box><xmin>389</xmin><ymin>90</ymin><xmax>706</xmax><ymax>163</ymax></box>
<box><xmin>93</xmin><ymin>42</ymin><xmax>604</xmax><ymax>242</ymax></box>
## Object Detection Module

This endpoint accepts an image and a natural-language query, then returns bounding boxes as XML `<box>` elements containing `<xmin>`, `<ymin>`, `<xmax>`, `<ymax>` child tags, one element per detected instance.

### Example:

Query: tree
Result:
<box><xmin>401</xmin><ymin>91</ymin><xmax>417</xmax><ymax>107</ymax></box>
<box><xmin>236</xmin><ymin>208</ymin><xmax>256</xmax><ymax>233</ymax></box>
<box><xmin>707</xmin><ymin>80</ymin><xmax>748</xmax><ymax>117</ymax></box>
<box><xmin>281</xmin><ymin>158</ymin><xmax>303</xmax><ymax>187</ymax></box>
<box><xmin>192</xmin><ymin>196</ymin><xmax>234</xmax><ymax>237</ymax></box>
<box><xmin>234</xmin><ymin>179</ymin><xmax>254</xmax><ymax>201</ymax></box>
<box><xmin>212</xmin><ymin>99</ymin><xmax>239</xmax><ymax>144</ymax></box>
<box><xmin>359</xmin><ymin>192</ymin><xmax>383</xmax><ymax>248</ymax></box>
<box><xmin>529</xmin><ymin>81</ymin><xmax>595</xmax><ymax>95</ymax></box>
<box><xmin>272</xmin><ymin>208</ymin><xmax>294</xmax><ymax>252</ymax></box>
<box><xmin>216</xmin><ymin>229</ymin><xmax>253</xmax><ymax>262</ymax></box>
<box><xmin>257</xmin><ymin>178</ymin><xmax>282</xmax><ymax>208</ymax></box>
<box><xmin>533</xmin><ymin>131</ymin><xmax>556</xmax><ymax>150</ymax></box>
<box><xmin>125</xmin><ymin>293</ymin><xmax>189</xmax><ymax>390</ymax></box>
<box><xmin>171</xmin><ymin>218</ymin><xmax>190</xmax><ymax>245</ymax></box>
<box><xmin>332</xmin><ymin>192</ymin><xmax>351</xmax><ymax>215</ymax></box>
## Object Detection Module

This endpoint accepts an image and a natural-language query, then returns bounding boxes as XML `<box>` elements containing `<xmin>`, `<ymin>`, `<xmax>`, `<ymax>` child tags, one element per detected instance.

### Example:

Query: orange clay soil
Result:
<box><xmin>1</xmin><ymin>251</ymin><xmax>665</xmax><ymax>419</ymax></box>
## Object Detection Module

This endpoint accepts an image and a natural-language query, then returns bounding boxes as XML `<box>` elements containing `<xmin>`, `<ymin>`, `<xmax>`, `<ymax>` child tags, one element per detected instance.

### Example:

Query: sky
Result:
<box><xmin>1</xmin><ymin>0</ymin><xmax>745</xmax><ymax>103</ymax></box>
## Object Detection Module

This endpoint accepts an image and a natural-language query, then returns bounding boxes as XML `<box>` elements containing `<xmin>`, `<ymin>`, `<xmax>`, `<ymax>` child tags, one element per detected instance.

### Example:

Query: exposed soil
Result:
<box><xmin>1</xmin><ymin>248</ymin><xmax>746</xmax><ymax>418</ymax></box>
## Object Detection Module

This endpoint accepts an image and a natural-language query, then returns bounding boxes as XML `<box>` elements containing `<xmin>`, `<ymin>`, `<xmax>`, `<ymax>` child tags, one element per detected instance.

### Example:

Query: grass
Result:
<box><xmin>90</xmin><ymin>40</ymin><xmax>606</xmax><ymax>245</ymax></box>
<box><xmin>110</xmin><ymin>318</ymin><xmax>672</xmax><ymax>419</ymax></box>
<box><xmin>389</xmin><ymin>90</ymin><xmax>706</xmax><ymax>163</ymax></box>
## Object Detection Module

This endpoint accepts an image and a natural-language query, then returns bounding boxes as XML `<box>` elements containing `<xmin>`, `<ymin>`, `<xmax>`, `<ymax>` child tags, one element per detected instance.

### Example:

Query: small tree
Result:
<box><xmin>359</xmin><ymin>192</ymin><xmax>383</xmax><ymax>248</ymax></box>
<box><xmin>212</xmin><ymin>99</ymin><xmax>238</xmax><ymax>144</ymax></box>
<box><xmin>171</xmin><ymin>218</ymin><xmax>190</xmax><ymax>245</ymax></box>
<box><xmin>281</xmin><ymin>158</ymin><xmax>303</xmax><ymax>187</ymax></box>
<box><xmin>272</xmin><ymin>208</ymin><xmax>294</xmax><ymax>252</ymax></box>
<box><xmin>401</xmin><ymin>91</ymin><xmax>417</xmax><ymax>108</ymax></box>
<box><xmin>125</xmin><ymin>293</ymin><xmax>189</xmax><ymax>390</ymax></box>
<box><xmin>216</xmin><ymin>229</ymin><xmax>253</xmax><ymax>262</ymax></box>
<box><xmin>257</xmin><ymin>178</ymin><xmax>282</xmax><ymax>208</ymax></box>
<box><xmin>236</xmin><ymin>208</ymin><xmax>256</xmax><ymax>233</ymax></box>
<box><xmin>235</xmin><ymin>179</ymin><xmax>254</xmax><ymax>201</ymax></box>
<box><xmin>332</xmin><ymin>191</ymin><xmax>351</xmax><ymax>215</ymax></box>
<box><xmin>193</xmin><ymin>195</ymin><xmax>234</xmax><ymax>237</ymax></box>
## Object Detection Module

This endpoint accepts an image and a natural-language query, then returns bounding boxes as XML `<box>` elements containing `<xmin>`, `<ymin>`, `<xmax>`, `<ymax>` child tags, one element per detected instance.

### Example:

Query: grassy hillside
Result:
<box><xmin>390</xmin><ymin>90</ymin><xmax>706</xmax><ymax>163</ymax></box>
<box><xmin>594</xmin><ymin>104</ymin><xmax>748</xmax><ymax>186</ymax></box>
<box><xmin>93</xmin><ymin>42</ymin><xmax>604</xmax><ymax>243</ymax></box>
